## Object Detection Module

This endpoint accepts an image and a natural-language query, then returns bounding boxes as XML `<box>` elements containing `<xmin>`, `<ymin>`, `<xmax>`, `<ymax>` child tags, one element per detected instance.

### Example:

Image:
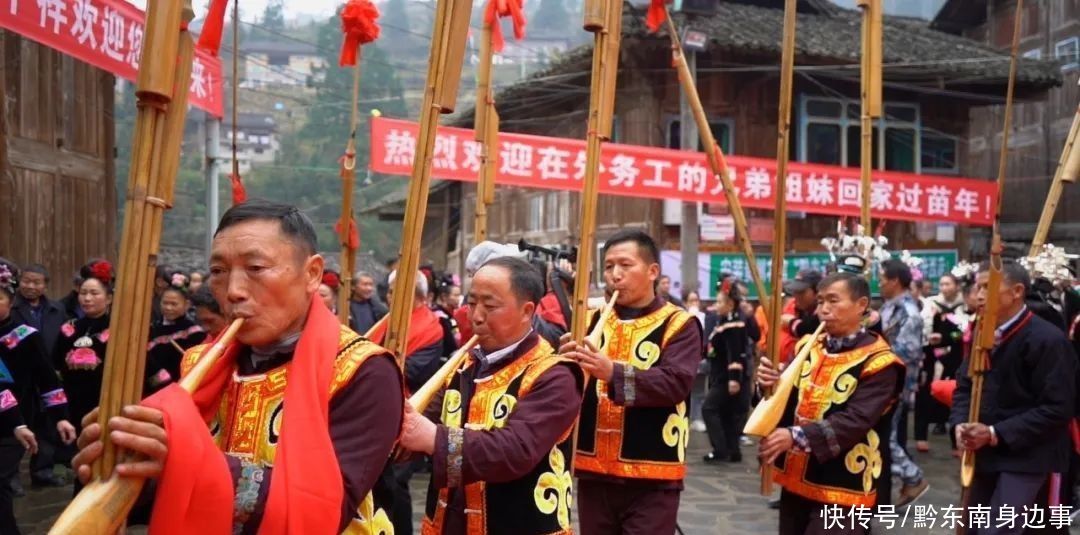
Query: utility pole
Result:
<box><xmin>205</xmin><ymin>111</ymin><xmax>221</xmax><ymax>256</ymax></box>
<box><xmin>679</xmin><ymin>43</ymin><xmax>700</xmax><ymax>296</ymax></box>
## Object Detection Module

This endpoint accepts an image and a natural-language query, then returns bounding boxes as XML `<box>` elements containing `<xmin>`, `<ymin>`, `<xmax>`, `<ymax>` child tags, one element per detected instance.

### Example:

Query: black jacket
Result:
<box><xmin>950</xmin><ymin>310</ymin><xmax>1076</xmax><ymax>475</ymax></box>
<box><xmin>349</xmin><ymin>298</ymin><xmax>388</xmax><ymax>335</ymax></box>
<box><xmin>704</xmin><ymin>310</ymin><xmax>759</xmax><ymax>388</ymax></box>
<box><xmin>11</xmin><ymin>296</ymin><xmax>68</xmax><ymax>358</ymax></box>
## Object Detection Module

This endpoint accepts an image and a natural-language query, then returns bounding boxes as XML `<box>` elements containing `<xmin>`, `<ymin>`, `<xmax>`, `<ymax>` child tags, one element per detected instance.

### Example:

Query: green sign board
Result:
<box><xmin>703</xmin><ymin>249</ymin><xmax>959</xmax><ymax>300</ymax></box>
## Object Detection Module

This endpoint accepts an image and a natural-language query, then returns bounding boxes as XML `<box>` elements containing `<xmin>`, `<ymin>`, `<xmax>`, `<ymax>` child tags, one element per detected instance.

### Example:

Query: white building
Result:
<box><xmin>240</xmin><ymin>41</ymin><xmax>325</xmax><ymax>89</ymax></box>
<box><xmin>220</xmin><ymin>113</ymin><xmax>279</xmax><ymax>175</ymax></box>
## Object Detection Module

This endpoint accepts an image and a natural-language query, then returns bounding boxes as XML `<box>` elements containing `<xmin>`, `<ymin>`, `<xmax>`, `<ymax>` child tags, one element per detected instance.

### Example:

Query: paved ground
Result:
<box><xmin>15</xmin><ymin>425</ymin><xmax>1076</xmax><ymax>534</ymax></box>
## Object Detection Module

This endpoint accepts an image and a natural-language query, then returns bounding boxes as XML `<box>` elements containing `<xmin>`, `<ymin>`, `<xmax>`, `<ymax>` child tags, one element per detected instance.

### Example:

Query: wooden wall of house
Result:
<box><xmin>0</xmin><ymin>32</ymin><xmax>117</xmax><ymax>297</ymax></box>
<box><xmin>963</xmin><ymin>0</ymin><xmax>1080</xmax><ymax>248</ymax></box>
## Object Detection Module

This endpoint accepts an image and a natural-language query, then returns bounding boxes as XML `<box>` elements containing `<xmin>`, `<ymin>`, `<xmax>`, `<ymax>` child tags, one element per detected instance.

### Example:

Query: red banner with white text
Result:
<box><xmin>1</xmin><ymin>0</ymin><xmax>224</xmax><ymax>116</ymax></box>
<box><xmin>370</xmin><ymin>117</ymin><xmax>998</xmax><ymax>226</ymax></box>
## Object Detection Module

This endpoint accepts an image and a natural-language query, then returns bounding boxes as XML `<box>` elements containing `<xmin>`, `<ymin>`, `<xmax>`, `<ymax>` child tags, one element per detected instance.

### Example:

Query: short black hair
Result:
<box><xmin>602</xmin><ymin>229</ymin><xmax>659</xmax><ymax>265</ymax></box>
<box><xmin>215</xmin><ymin>199</ymin><xmax>318</xmax><ymax>256</ymax></box>
<box><xmin>20</xmin><ymin>264</ymin><xmax>49</xmax><ymax>282</ymax></box>
<box><xmin>818</xmin><ymin>272</ymin><xmax>871</xmax><ymax>301</ymax></box>
<box><xmin>190</xmin><ymin>286</ymin><xmax>222</xmax><ymax>314</ymax></box>
<box><xmin>480</xmin><ymin>256</ymin><xmax>545</xmax><ymax>306</ymax></box>
<box><xmin>939</xmin><ymin>273</ymin><xmax>959</xmax><ymax>286</ymax></box>
<box><xmin>979</xmin><ymin>261</ymin><xmax>1030</xmax><ymax>295</ymax></box>
<box><xmin>880</xmin><ymin>259</ymin><xmax>913</xmax><ymax>288</ymax></box>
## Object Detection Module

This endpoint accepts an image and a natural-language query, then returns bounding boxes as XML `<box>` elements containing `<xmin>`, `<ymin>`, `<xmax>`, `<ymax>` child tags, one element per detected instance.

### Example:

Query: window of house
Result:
<box><xmin>267</xmin><ymin>53</ymin><xmax>290</xmax><ymax>66</ymax></box>
<box><xmin>544</xmin><ymin>191</ymin><xmax>568</xmax><ymax>231</ymax></box>
<box><xmin>666</xmin><ymin>118</ymin><xmax>734</xmax><ymax>152</ymax></box>
<box><xmin>527</xmin><ymin>195</ymin><xmax>544</xmax><ymax>232</ymax></box>
<box><xmin>798</xmin><ymin>97</ymin><xmax>918</xmax><ymax>172</ymax></box>
<box><xmin>1056</xmin><ymin>37</ymin><xmax>1079</xmax><ymax>70</ymax></box>
<box><xmin>921</xmin><ymin>132</ymin><xmax>959</xmax><ymax>173</ymax></box>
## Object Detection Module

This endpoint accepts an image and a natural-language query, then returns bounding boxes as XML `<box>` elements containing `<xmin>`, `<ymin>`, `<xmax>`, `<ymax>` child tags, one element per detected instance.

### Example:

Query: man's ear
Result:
<box><xmin>647</xmin><ymin>263</ymin><xmax>661</xmax><ymax>284</ymax></box>
<box><xmin>305</xmin><ymin>254</ymin><xmax>325</xmax><ymax>294</ymax></box>
<box><xmin>522</xmin><ymin>301</ymin><xmax>536</xmax><ymax>320</ymax></box>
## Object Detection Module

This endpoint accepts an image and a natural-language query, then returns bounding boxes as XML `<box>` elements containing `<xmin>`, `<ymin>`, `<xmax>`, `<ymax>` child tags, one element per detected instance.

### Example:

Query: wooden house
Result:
<box><xmin>0</xmin><ymin>31</ymin><xmax>117</xmax><ymax>295</ymax></box>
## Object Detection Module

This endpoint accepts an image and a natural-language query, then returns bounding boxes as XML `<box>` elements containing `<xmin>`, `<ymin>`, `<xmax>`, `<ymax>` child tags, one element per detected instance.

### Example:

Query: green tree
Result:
<box><xmin>243</xmin><ymin>12</ymin><xmax>409</xmax><ymax>256</ymax></box>
<box><xmin>260</xmin><ymin>0</ymin><xmax>285</xmax><ymax>31</ymax></box>
<box><xmin>381</xmin><ymin>0</ymin><xmax>412</xmax><ymax>46</ymax></box>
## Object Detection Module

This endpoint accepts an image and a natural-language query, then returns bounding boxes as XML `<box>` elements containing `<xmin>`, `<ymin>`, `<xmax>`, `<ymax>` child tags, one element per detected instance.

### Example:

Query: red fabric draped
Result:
<box><xmin>197</xmin><ymin>0</ymin><xmax>230</xmax><ymax>55</ymax></box>
<box><xmin>148</xmin><ymin>298</ymin><xmax>345</xmax><ymax>534</ymax></box>
<box><xmin>339</xmin><ymin>0</ymin><xmax>381</xmax><ymax>66</ymax></box>
<box><xmin>143</xmin><ymin>385</ymin><xmax>233</xmax><ymax>535</ymax></box>
<box><xmin>230</xmin><ymin>173</ymin><xmax>247</xmax><ymax>205</ymax></box>
<box><xmin>368</xmin><ymin>305</ymin><xmax>444</xmax><ymax>358</ymax></box>
<box><xmin>645</xmin><ymin>0</ymin><xmax>667</xmax><ymax>33</ymax></box>
<box><xmin>484</xmin><ymin>0</ymin><xmax>526</xmax><ymax>53</ymax></box>
<box><xmin>335</xmin><ymin>217</ymin><xmax>361</xmax><ymax>250</ymax></box>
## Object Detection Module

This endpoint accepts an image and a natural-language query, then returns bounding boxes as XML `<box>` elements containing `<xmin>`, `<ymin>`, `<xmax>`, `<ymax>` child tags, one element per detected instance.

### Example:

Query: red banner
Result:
<box><xmin>1</xmin><ymin>0</ymin><xmax>224</xmax><ymax>116</ymax></box>
<box><xmin>370</xmin><ymin>117</ymin><xmax>998</xmax><ymax>226</ymax></box>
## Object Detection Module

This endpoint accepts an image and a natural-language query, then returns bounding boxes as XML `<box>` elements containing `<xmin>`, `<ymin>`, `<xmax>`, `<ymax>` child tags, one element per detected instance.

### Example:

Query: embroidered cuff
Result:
<box><xmin>790</xmin><ymin>426</ymin><xmax>811</xmax><ymax>453</ymax></box>
<box><xmin>40</xmin><ymin>388</ymin><xmax>67</xmax><ymax>407</ymax></box>
<box><xmin>447</xmin><ymin>427</ymin><xmax>464</xmax><ymax>488</ymax></box>
<box><xmin>233</xmin><ymin>459</ymin><xmax>266</xmax><ymax>531</ymax></box>
<box><xmin>623</xmin><ymin>365</ymin><xmax>636</xmax><ymax>406</ymax></box>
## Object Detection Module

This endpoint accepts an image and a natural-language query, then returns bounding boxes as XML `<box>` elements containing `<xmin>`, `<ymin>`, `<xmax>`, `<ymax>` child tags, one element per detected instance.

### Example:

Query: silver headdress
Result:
<box><xmin>820</xmin><ymin>222</ymin><xmax>891</xmax><ymax>274</ymax></box>
<box><xmin>1020</xmin><ymin>244</ymin><xmax>1077</xmax><ymax>285</ymax></box>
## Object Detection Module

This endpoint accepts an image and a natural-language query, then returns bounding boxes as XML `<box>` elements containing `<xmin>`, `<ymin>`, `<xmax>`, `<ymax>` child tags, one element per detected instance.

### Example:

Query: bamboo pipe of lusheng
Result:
<box><xmin>569</xmin><ymin>0</ymin><xmax>621</xmax><ymax>342</ymax></box>
<box><xmin>93</xmin><ymin>0</ymin><xmax>188</xmax><ymax>481</ymax></box>
<box><xmin>661</xmin><ymin>10</ymin><xmax>768</xmax><ymax>315</ymax></box>
<box><xmin>759</xmin><ymin>0</ymin><xmax>798</xmax><ymax>497</ymax></box>
<box><xmin>49</xmin><ymin>318</ymin><xmax>244</xmax><ymax>534</ymax></box>
<box><xmin>1029</xmin><ymin>103</ymin><xmax>1080</xmax><ymax>255</ymax></box>
<box><xmin>338</xmin><ymin>57</ymin><xmax>364</xmax><ymax>325</ymax></box>
<box><xmin>585</xmin><ymin>291</ymin><xmax>618</xmax><ymax>351</ymax></box>
<box><xmin>384</xmin><ymin>0</ymin><xmax>473</xmax><ymax>361</ymax></box>
<box><xmin>743</xmin><ymin>322</ymin><xmax>825</xmax><ymax>437</ymax></box>
<box><xmin>856</xmin><ymin>0</ymin><xmax>882</xmax><ymax>232</ymax></box>
<box><xmin>960</xmin><ymin>0</ymin><xmax>1023</xmax><ymax>494</ymax></box>
<box><xmin>408</xmin><ymin>335</ymin><xmax>479</xmax><ymax>412</ymax></box>
<box><xmin>473</xmin><ymin>20</ymin><xmax>497</xmax><ymax>243</ymax></box>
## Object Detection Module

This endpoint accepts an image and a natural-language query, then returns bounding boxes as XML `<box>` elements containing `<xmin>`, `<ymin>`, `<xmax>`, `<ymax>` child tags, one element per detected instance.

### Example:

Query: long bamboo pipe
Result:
<box><xmin>95</xmin><ymin>0</ymin><xmax>189</xmax><ymax>480</ymax></box>
<box><xmin>384</xmin><ymin>0</ymin><xmax>473</xmax><ymax>362</ymax></box>
<box><xmin>856</xmin><ymin>0</ymin><xmax>882</xmax><ymax>232</ymax></box>
<box><xmin>743</xmin><ymin>322</ymin><xmax>825</xmax><ymax>437</ymax></box>
<box><xmin>338</xmin><ymin>56</ymin><xmax>364</xmax><ymax>325</ymax></box>
<box><xmin>661</xmin><ymin>10</ymin><xmax>768</xmax><ymax>316</ymax></box>
<box><xmin>569</xmin><ymin>0</ymin><xmax>621</xmax><ymax>342</ymax></box>
<box><xmin>49</xmin><ymin>318</ymin><xmax>244</xmax><ymax>534</ymax></box>
<box><xmin>759</xmin><ymin>0</ymin><xmax>798</xmax><ymax>497</ymax></box>
<box><xmin>474</xmin><ymin>21</ymin><xmax>497</xmax><ymax>243</ymax></box>
<box><xmin>960</xmin><ymin>0</ymin><xmax>1023</xmax><ymax>493</ymax></box>
<box><xmin>409</xmin><ymin>335</ymin><xmax>479</xmax><ymax>412</ymax></box>
<box><xmin>1029</xmin><ymin>103</ymin><xmax>1080</xmax><ymax>255</ymax></box>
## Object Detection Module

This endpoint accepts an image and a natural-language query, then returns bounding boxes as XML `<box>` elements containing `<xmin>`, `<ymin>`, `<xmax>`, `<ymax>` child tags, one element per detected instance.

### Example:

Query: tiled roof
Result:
<box><xmin>451</xmin><ymin>0</ymin><xmax>1062</xmax><ymax>126</ymax></box>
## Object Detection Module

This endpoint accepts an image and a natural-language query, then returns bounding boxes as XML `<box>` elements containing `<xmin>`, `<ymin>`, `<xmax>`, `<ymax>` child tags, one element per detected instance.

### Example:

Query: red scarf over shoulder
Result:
<box><xmin>143</xmin><ymin>298</ymin><xmax>344</xmax><ymax>535</ymax></box>
<box><xmin>368</xmin><ymin>304</ymin><xmax>444</xmax><ymax>358</ymax></box>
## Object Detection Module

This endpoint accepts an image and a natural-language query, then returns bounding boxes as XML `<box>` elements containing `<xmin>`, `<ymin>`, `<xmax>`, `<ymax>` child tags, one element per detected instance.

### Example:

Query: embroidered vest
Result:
<box><xmin>180</xmin><ymin>324</ymin><xmax>397</xmax><ymax>535</ymax></box>
<box><xmin>574</xmin><ymin>302</ymin><xmax>694</xmax><ymax>481</ymax></box>
<box><xmin>421</xmin><ymin>338</ymin><xmax>578</xmax><ymax>535</ymax></box>
<box><xmin>773</xmin><ymin>335</ymin><xmax>903</xmax><ymax>507</ymax></box>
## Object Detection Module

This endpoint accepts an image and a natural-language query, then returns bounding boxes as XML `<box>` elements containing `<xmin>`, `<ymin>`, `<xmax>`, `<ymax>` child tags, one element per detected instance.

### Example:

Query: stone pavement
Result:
<box><xmin>16</xmin><ymin>427</ymin><xmax>1078</xmax><ymax>534</ymax></box>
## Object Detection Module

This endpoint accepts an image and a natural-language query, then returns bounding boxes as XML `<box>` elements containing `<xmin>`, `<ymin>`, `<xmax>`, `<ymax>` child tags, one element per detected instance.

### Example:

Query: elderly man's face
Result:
<box><xmin>208</xmin><ymin>219</ymin><xmax>323</xmax><ymax>347</ymax></box>
<box><xmin>468</xmin><ymin>265</ymin><xmax>535</xmax><ymax>352</ymax></box>
<box><xmin>354</xmin><ymin>276</ymin><xmax>375</xmax><ymax>300</ymax></box>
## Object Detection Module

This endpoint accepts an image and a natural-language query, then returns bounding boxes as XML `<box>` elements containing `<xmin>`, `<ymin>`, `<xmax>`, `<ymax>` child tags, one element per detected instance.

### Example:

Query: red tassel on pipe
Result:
<box><xmin>197</xmin><ymin>0</ymin><xmax>230</xmax><ymax>55</ymax></box>
<box><xmin>339</xmin><ymin>0</ymin><xmax>381</xmax><ymax>66</ymax></box>
<box><xmin>484</xmin><ymin>0</ymin><xmax>527</xmax><ymax>53</ymax></box>
<box><xmin>229</xmin><ymin>173</ymin><xmax>247</xmax><ymax>205</ymax></box>
<box><xmin>646</xmin><ymin>0</ymin><xmax>668</xmax><ymax>33</ymax></box>
<box><xmin>335</xmin><ymin>218</ymin><xmax>361</xmax><ymax>250</ymax></box>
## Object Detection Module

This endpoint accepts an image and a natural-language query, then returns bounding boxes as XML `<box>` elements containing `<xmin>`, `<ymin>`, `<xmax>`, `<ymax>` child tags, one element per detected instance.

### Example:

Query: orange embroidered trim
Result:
<box><xmin>574</xmin><ymin>304</ymin><xmax>690</xmax><ymax>481</ymax></box>
<box><xmin>773</xmin><ymin>451</ymin><xmax>877</xmax><ymax>508</ymax></box>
